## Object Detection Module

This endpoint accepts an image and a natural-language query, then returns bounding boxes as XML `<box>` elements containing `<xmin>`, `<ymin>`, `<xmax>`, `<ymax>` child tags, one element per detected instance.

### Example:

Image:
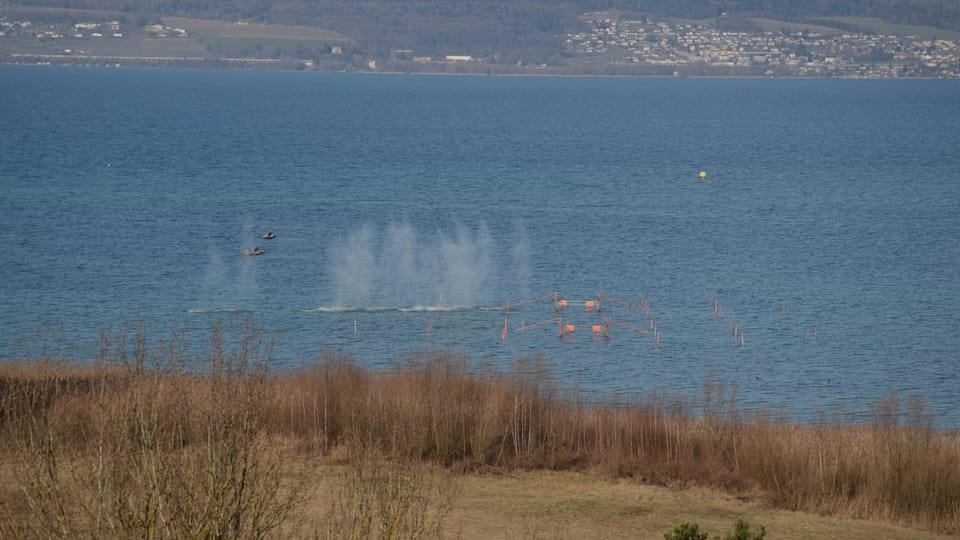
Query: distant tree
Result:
<box><xmin>856</xmin><ymin>46</ymin><xmax>893</xmax><ymax>63</ymax></box>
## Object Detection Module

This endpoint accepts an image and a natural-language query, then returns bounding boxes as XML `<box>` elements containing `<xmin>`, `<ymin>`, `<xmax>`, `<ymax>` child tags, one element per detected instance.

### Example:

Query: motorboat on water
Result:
<box><xmin>261</xmin><ymin>231</ymin><xmax>276</xmax><ymax>240</ymax></box>
<box><xmin>242</xmin><ymin>246</ymin><xmax>265</xmax><ymax>256</ymax></box>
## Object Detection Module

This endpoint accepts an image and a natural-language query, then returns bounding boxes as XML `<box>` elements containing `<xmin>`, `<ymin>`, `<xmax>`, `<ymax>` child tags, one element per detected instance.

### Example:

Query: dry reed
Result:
<box><xmin>0</xmin><ymin>322</ymin><xmax>307</xmax><ymax>539</ymax></box>
<box><xmin>266</xmin><ymin>352</ymin><xmax>960</xmax><ymax>534</ymax></box>
<box><xmin>2</xmin><ymin>325</ymin><xmax>958</xmax><ymax>535</ymax></box>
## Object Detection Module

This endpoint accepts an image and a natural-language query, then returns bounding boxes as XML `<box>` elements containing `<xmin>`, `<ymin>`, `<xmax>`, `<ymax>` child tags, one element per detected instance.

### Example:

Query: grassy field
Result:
<box><xmin>0</xmin><ymin>8</ymin><xmax>354</xmax><ymax>60</ymax></box>
<box><xmin>282</xmin><ymin>465</ymin><xmax>951</xmax><ymax>539</ymax></box>
<box><xmin>448</xmin><ymin>471</ymin><xmax>951</xmax><ymax>539</ymax></box>
<box><xmin>809</xmin><ymin>16</ymin><xmax>960</xmax><ymax>40</ymax></box>
<box><xmin>746</xmin><ymin>18</ymin><xmax>842</xmax><ymax>36</ymax></box>
<box><xmin>164</xmin><ymin>17</ymin><xmax>354</xmax><ymax>43</ymax></box>
<box><xmin>1</xmin><ymin>324</ymin><xmax>958</xmax><ymax>537</ymax></box>
<box><xmin>672</xmin><ymin>15</ymin><xmax>960</xmax><ymax>39</ymax></box>
<box><xmin>163</xmin><ymin>16</ymin><xmax>355</xmax><ymax>51</ymax></box>
<box><xmin>4</xmin><ymin>456</ymin><xmax>947</xmax><ymax>539</ymax></box>
<box><xmin>0</xmin><ymin>36</ymin><xmax>209</xmax><ymax>57</ymax></box>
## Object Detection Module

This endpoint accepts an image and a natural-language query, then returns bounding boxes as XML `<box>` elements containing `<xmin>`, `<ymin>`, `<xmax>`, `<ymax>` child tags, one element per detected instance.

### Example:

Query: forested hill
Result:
<box><xmin>10</xmin><ymin>0</ymin><xmax>960</xmax><ymax>36</ymax></box>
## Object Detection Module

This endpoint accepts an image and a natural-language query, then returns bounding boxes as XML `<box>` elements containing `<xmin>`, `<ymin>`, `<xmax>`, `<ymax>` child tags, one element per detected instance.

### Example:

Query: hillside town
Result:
<box><xmin>2</xmin><ymin>12</ymin><xmax>959</xmax><ymax>77</ymax></box>
<box><xmin>566</xmin><ymin>16</ymin><xmax>960</xmax><ymax>78</ymax></box>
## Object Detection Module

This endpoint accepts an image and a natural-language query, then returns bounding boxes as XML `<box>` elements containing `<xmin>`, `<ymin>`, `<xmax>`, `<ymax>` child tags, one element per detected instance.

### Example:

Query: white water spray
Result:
<box><xmin>196</xmin><ymin>242</ymin><xmax>258</xmax><ymax>311</ymax></box>
<box><xmin>330</xmin><ymin>222</ymin><xmax>520</xmax><ymax>308</ymax></box>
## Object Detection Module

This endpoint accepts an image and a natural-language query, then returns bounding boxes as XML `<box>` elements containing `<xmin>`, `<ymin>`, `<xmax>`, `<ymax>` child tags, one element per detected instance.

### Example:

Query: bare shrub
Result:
<box><xmin>319</xmin><ymin>454</ymin><xmax>461</xmax><ymax>539</ymax></box>
<box><xmin>264</xmin><ymin>352</ymin><xmax>960</xmax><ymax>534</ymax></box>
<box><xmin>0</xmin><ymin>321</ymin><xmax>309</xmax><ymax>539</ymax></box>
<box><xmin>4</xmin><ymin>338</ymin><xmax>959</xmax><ymax>535</ymax></box>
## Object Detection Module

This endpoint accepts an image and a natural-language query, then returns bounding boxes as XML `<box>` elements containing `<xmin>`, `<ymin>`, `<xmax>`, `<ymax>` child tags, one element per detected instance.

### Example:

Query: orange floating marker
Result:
<box><xmin>564</xmin><ymin>324</ymin><xmax>575</xmax><ymax>333</ymax></box>
<box><xmin>585</xmin><ymin>300</ymin><xmax>595</xmax><ymax>311</ymax></box>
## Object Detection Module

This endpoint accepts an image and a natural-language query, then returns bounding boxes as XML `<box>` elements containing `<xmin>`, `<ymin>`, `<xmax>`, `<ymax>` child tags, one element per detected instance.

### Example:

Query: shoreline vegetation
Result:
<box><xmin>1</xmin><ymin>323</ymin><xmax>958</xmax><ymax>537</ymax></box>
<box><xmin>5</xmin><ymin>58</ymin><xmax>957</xmax><ymax>82</ymax></box>
<box><xmin>3</xmin><ymin>56</ymin><xmax>959</xmax><ymax>80</ymax></box>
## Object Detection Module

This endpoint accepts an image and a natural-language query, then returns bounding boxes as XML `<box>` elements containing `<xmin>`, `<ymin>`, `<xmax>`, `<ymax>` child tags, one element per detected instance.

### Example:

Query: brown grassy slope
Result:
<box><xmin>1</xmin><ymin>343</ymin><xmax>959</xmax><ymax>535</ymax></box>
<box><xmin>440</xmin><ymin>470</ymin><xmax>952</xmax><ymax>539</ymax></box>
<box><xmin>264</xmin><ymin>353</ymin><xmax>960</xmax><ymax>533</ymax></box>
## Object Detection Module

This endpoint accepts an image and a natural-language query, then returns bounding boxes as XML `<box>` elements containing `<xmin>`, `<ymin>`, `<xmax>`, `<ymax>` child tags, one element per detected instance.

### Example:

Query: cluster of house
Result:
<box><xmin>566</xmin><ymin>16</ymin><xmax>960</xmax><ymax>78</ymax></box>
<box><xmin>0</xmin><ymin>19</ymin><xmax>188</xmax><ymax>41</ymax></box>
<box><xmin>144</xmin><ymin>24</ymin><xmax>189</xmax><ymax>38</ymax></box>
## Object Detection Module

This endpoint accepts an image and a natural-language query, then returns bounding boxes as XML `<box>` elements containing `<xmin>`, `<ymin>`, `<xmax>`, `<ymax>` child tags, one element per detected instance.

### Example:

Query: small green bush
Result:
<box><xmin>665</xmin><ymin>519</ymin><xmax>765</xmax><ymax>540</ymax></box>
<box><xmin>665</xmin><ymin>522</ymin><xmax>708</xmax><ymax>540</ymax></box>
<box><xmin>725</xmin><ymin>519</ymin><xmax>766</xmax><ymax>540</ymax></box>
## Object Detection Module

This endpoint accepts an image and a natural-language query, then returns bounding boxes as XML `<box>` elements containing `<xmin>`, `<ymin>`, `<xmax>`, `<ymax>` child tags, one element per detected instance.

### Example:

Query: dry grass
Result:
<box><xmin>163</xmin><ymin>16</ymin><xmax>355</xmax><ymax>44</ymax></box>
<box><xmin>0</xmin><ymin>322</ymin><xmax>306</xmax><ymax>539</ymax></box>
<box><xmin>808</xmin><ymin>16</ymin><xmax>960</xmax><ymax>40</ymax></box>
<box><xmin>263</xmin><ymin>353</ymin><xmax>960</xmax><ymax>534</ymax></box>
<box><xmin>289</xmin><ymin>465</ymin><xmax>953</xmax><ymax>539</ymax></box>
<box><xmin>2</xmin><ymin>323</ymin><xmax>959</xmax><ymax>537</ymax></box>
<box><xmin>442</xmin><ymin>469</ymin><xmax>953</xmax><ymax>539</ymax></box>
<box><xmin>746</xmin><ymin>17</ymin><xmax>842</xmax><ymax>35</ymax></box>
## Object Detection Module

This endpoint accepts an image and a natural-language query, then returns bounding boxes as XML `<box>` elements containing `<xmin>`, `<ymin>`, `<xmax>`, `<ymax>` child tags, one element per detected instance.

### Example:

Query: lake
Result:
<box><xmin>2</xmin><ymin>65</ymin><xmax>958</xmax><ymax>426</ymax></box>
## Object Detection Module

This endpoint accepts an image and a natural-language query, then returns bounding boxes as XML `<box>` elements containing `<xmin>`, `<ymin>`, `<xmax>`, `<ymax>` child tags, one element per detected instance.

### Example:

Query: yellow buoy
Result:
<box><xmin>699</xmin><ymin>171</ymin><xmax>708</xmax><ymax>180</ymax></box>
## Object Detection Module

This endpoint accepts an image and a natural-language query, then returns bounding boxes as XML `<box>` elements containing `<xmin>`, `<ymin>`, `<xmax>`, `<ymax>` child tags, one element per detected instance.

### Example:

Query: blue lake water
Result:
<box><xmin>2</xmin><ymin>65</ymin><xmax>959</xmax><ymax>426</ymax></box>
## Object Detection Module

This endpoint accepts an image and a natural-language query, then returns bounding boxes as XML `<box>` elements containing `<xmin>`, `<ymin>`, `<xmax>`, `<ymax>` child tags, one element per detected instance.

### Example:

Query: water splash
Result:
<box><xmin>330</xmin><ymin>222</ymin><xmax>504</xmax><ymax>308</ymax></box>
<box><xmin>195</xmin><ymin>242</ymin><xmax>258</xmax><ymax>311</ymax></box>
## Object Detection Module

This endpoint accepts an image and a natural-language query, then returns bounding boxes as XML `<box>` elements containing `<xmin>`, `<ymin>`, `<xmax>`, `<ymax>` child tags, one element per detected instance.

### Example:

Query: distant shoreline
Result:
<box><xmin>3</xmin><ymin>56</ymin><xmax>956</xmax><ymax>80</ymax></box>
